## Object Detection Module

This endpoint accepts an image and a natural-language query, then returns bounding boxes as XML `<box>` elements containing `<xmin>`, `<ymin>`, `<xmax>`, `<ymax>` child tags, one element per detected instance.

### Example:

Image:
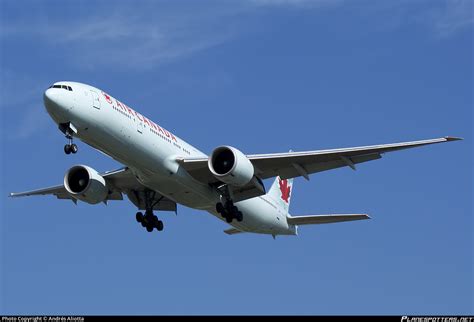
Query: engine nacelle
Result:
<box><xmin>208</xmin><ymin>146</ymin><xmax>254</xmax><ymax>187</ymax></box>
<box><xmin>64</xmin><ymin>165</ymin><xmax>108</xmax><ymax>204</ymax></box>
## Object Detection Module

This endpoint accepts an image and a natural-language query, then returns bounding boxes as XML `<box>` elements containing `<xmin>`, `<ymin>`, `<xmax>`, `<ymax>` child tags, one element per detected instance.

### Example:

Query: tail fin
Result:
<box><xmin>267</xmin><ymin>176</ymin><xmax>294</xmax><ymax>213</ymax></box>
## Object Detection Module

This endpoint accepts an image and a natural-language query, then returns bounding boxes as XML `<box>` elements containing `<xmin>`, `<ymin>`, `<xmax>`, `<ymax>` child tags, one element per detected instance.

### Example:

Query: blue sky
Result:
<box><xmin>0</xmin><ymin>0</ymin><xmax>472</xmax><ymax>315</ymax></box>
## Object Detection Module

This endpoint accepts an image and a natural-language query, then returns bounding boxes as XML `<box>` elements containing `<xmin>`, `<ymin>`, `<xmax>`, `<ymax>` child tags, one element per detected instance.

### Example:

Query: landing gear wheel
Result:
<box><xmin>216</xmin><ymin>202</ymin><xmax>225</xmax><ymax>214</ymax></box>
<box><xmin>220</xmin><ymin>199</ymin><xmax>243</xmax><ymax>223</ymax></box>
<box><xmin>236</xmin><ymin>211</ymin><xmax>243</xmax><ymax>222</ymax></box>
<box><xmin>70</xmin><ymin>144</ymin><xmax>78</xmax><ymax>154</ymax></box>
<box><xmin>141</xmin><ymin>215</ymin><xmax>148</xmax><ymax>227</ymax></box>
<box><xmin>136</xmin><ymin>212</ymin><xmax>144</xmax><ymax>223</ymax></box>
<box><xmin>146</xmin><ymin>225</ymin><xmax>154</xmax><ymax>232</ymax></box>
<box><xmin>64</xmin><ymin>144</ymin><xmax>71</xmax><ymax>154</ymax></box>
<box><xmin>156</xmin><ymin>220</ymin><xmax>164</xmax><ymax>231</ymax></box>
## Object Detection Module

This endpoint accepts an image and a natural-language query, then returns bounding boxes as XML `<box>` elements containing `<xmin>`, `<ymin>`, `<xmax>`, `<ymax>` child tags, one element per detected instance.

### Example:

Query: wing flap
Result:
<box><xmin>229</xmin><ymin>176</ymin><xmax>266</xmax><ymax>202</ymax></box>
<box><xmin>126</xmin><ymin>190</ymin><xmax>177</xmax><ymax>212</ymax></box>
<box><xmin>262</xmin><ymin>153</ymin><xmax>383</xmax><ymax>180</ymax></box>
<box><xmin>287</xmin><ymin>214</ymin><xmax>370</xmax><ymax>225</ymax></box>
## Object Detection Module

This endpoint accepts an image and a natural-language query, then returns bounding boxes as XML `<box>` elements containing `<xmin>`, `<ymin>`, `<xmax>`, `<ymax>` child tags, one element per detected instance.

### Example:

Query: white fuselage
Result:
<box><xmin>44</xmin><ymin>81</ymin><xmax>296</xmax><ymax>236</ymax></box>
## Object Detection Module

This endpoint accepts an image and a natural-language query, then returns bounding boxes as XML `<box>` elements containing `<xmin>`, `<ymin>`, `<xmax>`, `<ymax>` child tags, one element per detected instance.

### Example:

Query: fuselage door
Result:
<box><xmin>136</xmin><ymin>118</ymin><xmax>143</xmax><ymax>134</ymax></box>
<box><xmin>91</xmin><ymin>90</ymin><xmax>101</xmax><ymax>109</ymax></box>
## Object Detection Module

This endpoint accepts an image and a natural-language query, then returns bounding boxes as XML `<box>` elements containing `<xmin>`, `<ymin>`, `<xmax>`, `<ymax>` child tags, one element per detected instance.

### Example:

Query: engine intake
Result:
<box><xmin>64</xmin><ymin>165</ymin><xmax>108</xmax><ymax>204</ymax></box>
<box><xmin>209</xmin><ymin>146</ymin><xmax>254</xmax><ymax>187</ymax></box>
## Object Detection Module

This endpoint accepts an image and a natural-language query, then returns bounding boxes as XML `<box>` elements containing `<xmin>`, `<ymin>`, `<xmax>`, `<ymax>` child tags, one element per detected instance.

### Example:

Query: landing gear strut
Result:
<box><xmin>216</xmin><ymin>200</ymin><xmax>243</xmax><ymax>223</ymax></box>
<box><xmin>60</xmin><ymin>123</ymin><xmax>78</xmax><ymax>155</ymax></box>
<box><xmin>135</xmin><ymin>190</ymin><xmax>164</xmax><ymax>233</ymax></box>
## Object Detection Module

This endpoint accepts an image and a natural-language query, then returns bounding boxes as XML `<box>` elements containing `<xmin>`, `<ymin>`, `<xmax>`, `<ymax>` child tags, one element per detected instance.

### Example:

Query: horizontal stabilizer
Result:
<box><xmin>287</xmin><ymin>214</ymin><xmax>370</xmax><ymax>226</ymax></box>
<box><xmin>224</xmin><ymin>228</ymin><xmax>244</xmax><ymax>235</ymax></box>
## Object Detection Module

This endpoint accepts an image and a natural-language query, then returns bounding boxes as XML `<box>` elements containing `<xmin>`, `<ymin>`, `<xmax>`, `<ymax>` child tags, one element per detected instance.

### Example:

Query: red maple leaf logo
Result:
<box><xmin>279</xmin><ymin>178</ymin><xmax>291</xmax><ymax>203</ymax></box>
<box><xmin>102</xmin><ymin>91</ymin><xmax>112</xmax><ymax>104</ymax></box>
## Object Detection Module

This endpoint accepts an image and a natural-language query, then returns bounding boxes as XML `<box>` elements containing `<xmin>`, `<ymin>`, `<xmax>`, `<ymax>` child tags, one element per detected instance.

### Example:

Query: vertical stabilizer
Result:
<box><xmin>267</xmin><ymin>176</ymin><xmax>294</xmax><ymax>214</ymax></box>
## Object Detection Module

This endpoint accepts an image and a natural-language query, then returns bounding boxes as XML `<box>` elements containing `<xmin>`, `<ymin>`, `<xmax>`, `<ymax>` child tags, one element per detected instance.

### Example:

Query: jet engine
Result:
<box><xmin>208</xmin><ymin>146</ymin><xmax>254</xmax><ymax>187</ymax></box>
<box><xmin>64</xmin><ymin>165</ymin><xmax>108</xmax><ymax>204</ymax></box>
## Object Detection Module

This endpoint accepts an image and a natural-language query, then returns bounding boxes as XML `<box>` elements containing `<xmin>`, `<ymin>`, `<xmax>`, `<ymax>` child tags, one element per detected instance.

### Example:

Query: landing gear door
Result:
<box><xmin>91</xmin><ymin>90</ymin><xmax>101</xmax><ymax>109</ymax></box>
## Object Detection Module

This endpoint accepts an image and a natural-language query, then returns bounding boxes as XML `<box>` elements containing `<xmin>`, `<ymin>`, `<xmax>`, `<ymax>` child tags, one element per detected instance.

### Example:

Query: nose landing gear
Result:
<box><xmin>59</xmin><ymin>122</ymin><xmax>78</xmax><ymax>155</ymax></box>
<box><xmin>64</xmin><ymin>139</ymin><xmax>78</xmax><ymax>154</ymax></box>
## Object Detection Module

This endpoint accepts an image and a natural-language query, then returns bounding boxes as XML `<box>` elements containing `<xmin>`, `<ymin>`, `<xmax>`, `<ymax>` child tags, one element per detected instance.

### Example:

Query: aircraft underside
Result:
<box><xmin>9</xmin><ymin>81</ymin><xmax>461</xmax><ymax>237</ymax></box>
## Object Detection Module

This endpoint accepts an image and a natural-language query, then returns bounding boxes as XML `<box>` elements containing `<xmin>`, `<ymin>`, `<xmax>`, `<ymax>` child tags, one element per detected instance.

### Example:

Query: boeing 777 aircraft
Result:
<box><xmin>10</xmin><ymin>81</ymin><xmax>462</xmax><ymax>236</ymax></box>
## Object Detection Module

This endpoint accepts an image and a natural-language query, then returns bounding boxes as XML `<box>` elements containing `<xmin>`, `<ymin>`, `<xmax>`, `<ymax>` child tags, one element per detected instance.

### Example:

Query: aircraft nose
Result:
<box><xmin>43</xmin><ymin>87</ymin><xmax>72</xmax><ymax>123</ymax></box>
<box><xmin>43</xmin><ymin>88</ymin><xmax>58</xmax><ymax>107</ymax></box>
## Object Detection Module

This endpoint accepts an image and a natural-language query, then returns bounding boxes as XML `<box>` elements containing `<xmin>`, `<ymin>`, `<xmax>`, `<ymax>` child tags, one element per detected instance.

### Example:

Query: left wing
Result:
<box><xmin>178</xmin><ymin>136</ymin><xmax>461</xmax><ymax>183</ymax></box>
<box><xmin>10</xmin><ymin>167</ymin><xmax>176</xmax><ymax>211</ymax></box>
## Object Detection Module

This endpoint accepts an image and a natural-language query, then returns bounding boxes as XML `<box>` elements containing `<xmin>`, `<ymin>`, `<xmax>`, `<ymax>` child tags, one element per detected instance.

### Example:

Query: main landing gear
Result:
<box><xmin>135</xmin><ymin>190</ymin><xmax>165</xmax><ymax>233</ymax></box>
<box><xmin>216</xmin><ymin>200</ymin><xmax>243</xmax><ymax>223</ymax></box>
<box><xmin>136</xmin><ymin>210</ymin><xmax>164</xmax><ymax>232</ymax></box>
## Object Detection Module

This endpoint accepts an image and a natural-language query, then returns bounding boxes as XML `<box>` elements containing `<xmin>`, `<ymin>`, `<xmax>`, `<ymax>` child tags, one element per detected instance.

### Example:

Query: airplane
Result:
<box><xmin>9</xmin><ymin>81</ymin><xmax>462</xmax><ymax>237</ymax></box>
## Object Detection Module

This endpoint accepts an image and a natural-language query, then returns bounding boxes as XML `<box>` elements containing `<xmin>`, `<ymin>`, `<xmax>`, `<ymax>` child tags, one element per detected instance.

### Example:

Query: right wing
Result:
<box><xmin>9</xmin><ymin>184</ymin><xmax>75</xmax><ymax>200</ymax></box>
<box><xmin>9</xmin><ymin>167</ymin><xmax>176</xmax><ymax>212</ymax></box>
<box><xmin>178</xmin><ymin>136</ymin><xmax>461</xmax><ymax>183</ymax></box>
<box><xmin>287</xmin><ymin>214</ymin><xmax>370</xmax><ymax>225</ymax></box>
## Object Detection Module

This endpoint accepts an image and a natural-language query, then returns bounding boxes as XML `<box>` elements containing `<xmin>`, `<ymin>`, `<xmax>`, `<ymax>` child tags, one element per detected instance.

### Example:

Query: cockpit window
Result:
<box><xmin>49</xmin><ymin>84</ymin><xmax>73</xmax><ymax>91</ymax></box>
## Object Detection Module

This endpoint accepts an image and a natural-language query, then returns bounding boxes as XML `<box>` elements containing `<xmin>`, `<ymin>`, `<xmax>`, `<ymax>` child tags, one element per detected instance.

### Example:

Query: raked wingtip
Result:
<box><xmin>445</xmin><ymin>136</ymin><xmax>463</xmax><ymax>141</ymax></box>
